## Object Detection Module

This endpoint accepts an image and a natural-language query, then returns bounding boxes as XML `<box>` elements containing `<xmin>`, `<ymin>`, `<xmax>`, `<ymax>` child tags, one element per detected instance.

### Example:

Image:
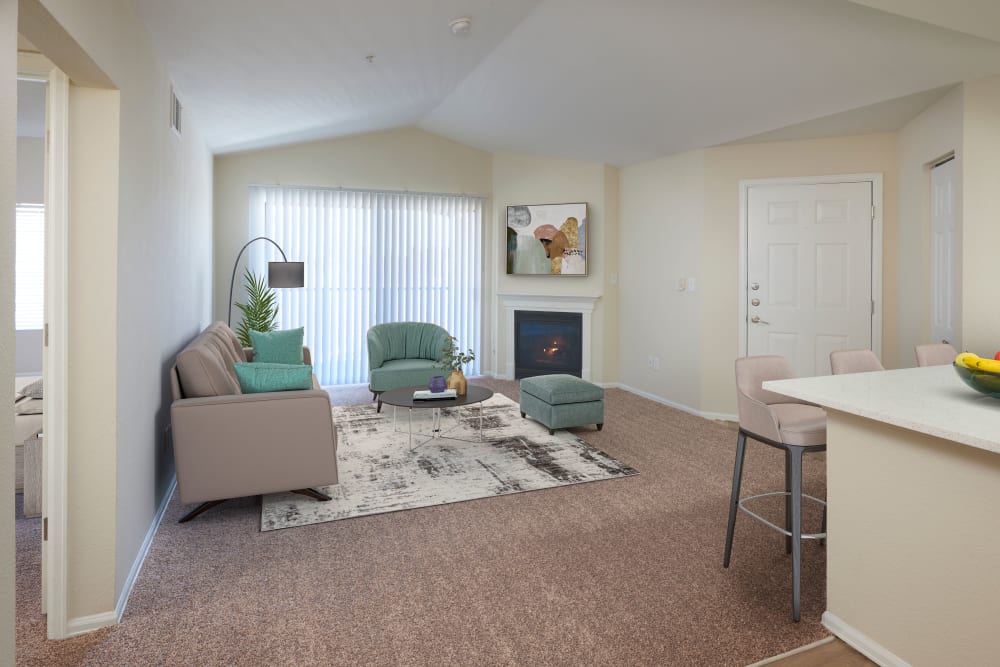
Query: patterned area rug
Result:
<box><xmin>261</xmin><ymin>393</ymin><xmax>638</xmax><ymax>531</ymax></box>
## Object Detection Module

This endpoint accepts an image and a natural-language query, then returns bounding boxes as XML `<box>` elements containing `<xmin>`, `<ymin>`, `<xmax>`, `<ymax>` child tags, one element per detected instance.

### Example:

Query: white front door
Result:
<box><xmin>746</xmin><ymin>180</ymin><xmax>874</xmax><ymax>377</ymax></box>
<box><xmin>930</xmin><ymin>157</ymin><xmax>960</xmax><ymax>348</ymax></box>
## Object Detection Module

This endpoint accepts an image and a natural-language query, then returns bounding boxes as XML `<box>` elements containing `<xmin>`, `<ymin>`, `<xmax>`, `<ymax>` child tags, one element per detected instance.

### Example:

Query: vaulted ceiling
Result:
<box><xmin>132</xmin><ymin>0</ymin><xmax>1000</xmax><ymax>165</ymax></box>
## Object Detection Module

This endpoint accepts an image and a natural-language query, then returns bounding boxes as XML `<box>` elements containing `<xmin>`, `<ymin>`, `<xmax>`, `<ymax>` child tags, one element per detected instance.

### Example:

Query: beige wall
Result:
<box><xmin>896</xmin><ymin>86</ymin><xmax>963</xmax><ymax>365</ymax></box>
<box><xmin>213</xmin><ymin>126</ymin><xmax>493</xmax><ymax>328</ymax></box>
<box><xmin>700</xmin><ymin>133</ymin><xmax>898</xmax><ymax>415</ymax></box>
<box><xmin>28</xmin><ymin>0</ymin><xmax>215</xmax><ymax>622</ymax></box>
<box><xmin>2</xmin><ymin>3</ymin><xmax>17</xmax><ymax>662</ymax></box>
<box><xmin>618</xmin><ymin>149</ymin><xmax>705</xmax><ymax>408</ymax></box>
<box><xmin>67</xmin><ymin>84</ymin><xmax>119</xmax><ymax>618</ymax></box>
<box><xmin>491</xmin><ymin>152</ymin><xmax>619</xmax><ymax>383</ymax></box>
<box><xmin>826</xmin><ymin>411</ymin><xmax>1000</xmax><ymax>665</ymax></box>
<box><xmin>961</xmin><ymin>75</ymin><xmax>1000</xmax><ymax>357</ymax></box>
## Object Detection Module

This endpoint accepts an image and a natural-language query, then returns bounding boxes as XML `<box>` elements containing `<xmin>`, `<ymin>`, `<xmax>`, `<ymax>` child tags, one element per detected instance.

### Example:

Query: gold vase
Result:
<box><xmin>446</xmin><ymin>369</ymin><xmax>467</xmax><ymax>396</ymax></box>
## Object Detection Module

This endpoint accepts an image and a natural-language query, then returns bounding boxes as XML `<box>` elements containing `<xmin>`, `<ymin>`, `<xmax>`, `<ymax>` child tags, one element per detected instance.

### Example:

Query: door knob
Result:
<box><xmin>751</xmin><ymin>315</ymin><xmax>770</xmax><ymax>325</ymax></box>
<box><xmin>750</xmin><ymin>282</ymin><xmax>760</xmax><ymax>291</ymax></box>
<box><xmin>751</xmin><ymin>298</ymin><xmax>760</xmax><ymax>306</ymax></box>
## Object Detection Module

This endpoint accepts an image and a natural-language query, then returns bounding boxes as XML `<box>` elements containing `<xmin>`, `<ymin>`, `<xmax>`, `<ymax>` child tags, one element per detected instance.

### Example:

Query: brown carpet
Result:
<box><xmin>16</xmin><ymin>378</ymin><xmax>829</xmax><ymax>666</ymax></box>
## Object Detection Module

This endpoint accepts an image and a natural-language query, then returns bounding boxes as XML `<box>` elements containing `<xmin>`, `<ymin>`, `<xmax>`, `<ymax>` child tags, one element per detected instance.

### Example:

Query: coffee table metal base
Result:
<box><xmin>392</xmin><ymin>403</ymin><xmax>486</xmax><ymax>450</ymax></box>
<box><xmin>379</xmin><ymin>385</ymin><xmax>494</xmax><ymax>451</ymax></box>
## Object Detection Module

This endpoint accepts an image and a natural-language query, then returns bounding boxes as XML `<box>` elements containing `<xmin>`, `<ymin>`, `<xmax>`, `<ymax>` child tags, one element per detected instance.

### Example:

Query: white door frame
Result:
<box><xmin>738</xmin><ymin>173</ymin><xmax>884</xmax><ymax>364</ymax></box>
<box><xmin>18</xmin><ymin>52</ymin><xmax>70</xmax><ymax>640</ymax></box>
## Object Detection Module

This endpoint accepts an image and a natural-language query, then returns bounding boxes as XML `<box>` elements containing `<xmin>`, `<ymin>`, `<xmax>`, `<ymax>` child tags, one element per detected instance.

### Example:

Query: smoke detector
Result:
<box><xmin>449</xmin><ymin>17</ymin><xmax>471</xmax><ymax>35</ymax></box>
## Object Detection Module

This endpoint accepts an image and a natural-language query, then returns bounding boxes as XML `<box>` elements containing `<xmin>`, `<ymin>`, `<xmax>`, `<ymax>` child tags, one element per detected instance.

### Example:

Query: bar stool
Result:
<box><xmin>915</xmin><ymin>342</ymin><xmax>957</xmax><ymax>367</ymax></box>
<box><xmin>829</xmin><ymin>348</ymin><xmax>884</xmax><ymax>374</ymax></box>
<box><xmin>724</xmin><ymin>355</ymin><xmax>827</xmax><ymax>622</ymax></box>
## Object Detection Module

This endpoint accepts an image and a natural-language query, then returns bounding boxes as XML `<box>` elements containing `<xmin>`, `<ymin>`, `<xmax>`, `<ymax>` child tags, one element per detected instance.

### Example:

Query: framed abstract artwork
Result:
<box><xmin>506</xmin><ymin>202</ymin><xmax>588</xmax><ymax>275</ymax></box>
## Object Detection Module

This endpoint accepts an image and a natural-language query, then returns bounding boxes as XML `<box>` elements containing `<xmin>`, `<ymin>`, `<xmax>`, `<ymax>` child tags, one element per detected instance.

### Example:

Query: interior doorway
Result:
<box><xmin>739</xmin><ymin>174</ymin><xmax>883</xmax><ymax>378</ymax></box>
<box><xmin>17</xmin><ymin>48</ymin><xmax>70</xmax><ymax>639</ymax></box>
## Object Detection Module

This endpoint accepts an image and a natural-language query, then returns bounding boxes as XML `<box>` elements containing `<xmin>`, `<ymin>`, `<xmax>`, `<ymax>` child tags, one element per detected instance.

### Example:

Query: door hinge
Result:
<box><xmin>43</xmin><ymin>517</ymin><xmax>48</xmax><ymax>541</ymax></box>
<box><xmin>44</xmin><ymin>322</ymin><xmax>49</xmax><ymax>347</ymax></box>
<box><xmin>872</xmin><ymin>300</ymin><xmax>875</xmax><ymax>316</ymax></box>
<box><xmin>871</xmin><ymin>205</ymin><xmax>876</xmax><ymax>221</ymax></box>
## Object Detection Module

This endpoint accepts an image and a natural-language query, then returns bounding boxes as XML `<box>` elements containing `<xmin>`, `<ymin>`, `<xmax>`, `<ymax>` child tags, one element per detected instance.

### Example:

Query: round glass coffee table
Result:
<box><xmin>379</xmin><ymin>385</ymin><xmax>494</xmax><ymax>449</ymax></box>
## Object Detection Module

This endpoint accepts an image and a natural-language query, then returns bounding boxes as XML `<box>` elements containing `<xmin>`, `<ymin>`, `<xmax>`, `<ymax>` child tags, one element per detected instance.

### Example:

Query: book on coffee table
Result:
<box><xmin>413</xmin><ymin>389</ymin><xmax>457</xmax><ymax>401</ymax></box>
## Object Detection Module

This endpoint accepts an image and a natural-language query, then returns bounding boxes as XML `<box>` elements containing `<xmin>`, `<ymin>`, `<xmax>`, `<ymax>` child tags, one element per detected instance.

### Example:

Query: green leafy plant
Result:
<box><xmin>234</xmin><ymin>269</ymin><xmax>278</xmax><ymax>347</ymax></box>
<box><xmin>437</xmin><ymin>335</ymin><xmax>476</xmax><ymax>373</ymax></box>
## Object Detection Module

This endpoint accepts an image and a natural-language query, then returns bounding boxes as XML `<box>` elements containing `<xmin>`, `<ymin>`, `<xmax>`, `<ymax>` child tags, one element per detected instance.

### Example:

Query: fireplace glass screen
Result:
<box><xmin>514</xmin><ymin>310</ymin><xmax>582</xmax><ymax>379</ymax></box>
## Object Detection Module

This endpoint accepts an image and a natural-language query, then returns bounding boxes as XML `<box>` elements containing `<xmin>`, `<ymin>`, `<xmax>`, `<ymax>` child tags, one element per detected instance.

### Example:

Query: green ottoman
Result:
<box><xmin>519</xmin><ymin>374</ymin><xmax>604</xmax><ymax>435</ymax></box>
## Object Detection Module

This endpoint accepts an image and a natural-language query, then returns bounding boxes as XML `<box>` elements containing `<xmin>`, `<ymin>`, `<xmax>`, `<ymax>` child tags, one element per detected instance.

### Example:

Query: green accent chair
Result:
<box><xmin>519</xmin><ymin>374</ymin><xmax>604</xmax><ymax>435</ymax></box>
<box><xmin>367</xmin><ymin>322</ymin><xmax>451</xmax><ymax>412</ymax></box>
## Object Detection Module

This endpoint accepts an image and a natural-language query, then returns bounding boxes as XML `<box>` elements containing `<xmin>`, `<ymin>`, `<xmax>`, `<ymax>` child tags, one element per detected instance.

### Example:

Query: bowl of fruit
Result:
<box><xmin>953</xmin><ymin>352</ymin><xmax>1000</xmax><ymax>398</ymax></box>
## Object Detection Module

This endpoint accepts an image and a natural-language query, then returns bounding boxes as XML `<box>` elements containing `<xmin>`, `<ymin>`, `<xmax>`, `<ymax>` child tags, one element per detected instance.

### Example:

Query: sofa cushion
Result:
<box><xmin>520</xmin><ymin>374</ymin><xmax>604</xmax><ymax>405</ymax></box>
<box><xmin>175</xmin><ymin>323</ymin><xmax>245</xmax><ymax>398</ymax></box>
<box><xmin>369</xmin><ymin>358</ymin><xmax>441</xmax><ymax>393</ymax></box>
<box><xmin>250</xmin><ymin>327</ymin><xmax>305</xmax><ymax>365</ymax></box>
<box><xmin>234</xmin><ymin>362</ymin><xmax>313</xmax><ymax>394</ymax></box>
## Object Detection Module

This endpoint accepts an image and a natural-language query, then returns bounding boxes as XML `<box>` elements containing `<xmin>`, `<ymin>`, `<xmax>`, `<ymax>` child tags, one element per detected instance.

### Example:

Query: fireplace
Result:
<box><xmin>514</xmin><ymin>310</ymin><xmax>583</xmax><ymax>379</ymax></box>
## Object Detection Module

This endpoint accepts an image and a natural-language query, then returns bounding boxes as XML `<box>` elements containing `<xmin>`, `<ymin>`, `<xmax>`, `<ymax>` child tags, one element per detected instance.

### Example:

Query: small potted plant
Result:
<box><xmin>437</xmin><ymin>336</ymin><xmax>475</xmax><ymax>396</ymax></box>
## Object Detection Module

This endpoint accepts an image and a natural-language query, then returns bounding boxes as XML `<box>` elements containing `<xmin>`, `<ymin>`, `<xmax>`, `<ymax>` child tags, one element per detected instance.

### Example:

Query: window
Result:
<box><xmin>15</xmin><ymin>203</ymin><xmax>44</xmax><ymax>330</ymax></box>
<box><xmin>248</xmin><ymin>186</ymin><xmax>484</xmax><ymax>385</ymax></box>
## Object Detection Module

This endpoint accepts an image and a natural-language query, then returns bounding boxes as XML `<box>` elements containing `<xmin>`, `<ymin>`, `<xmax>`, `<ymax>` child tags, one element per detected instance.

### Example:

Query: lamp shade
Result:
<box><xmin>268</xmin><ymin>261</ymin><xmax>305</xmax><ymax>288</ymax></box>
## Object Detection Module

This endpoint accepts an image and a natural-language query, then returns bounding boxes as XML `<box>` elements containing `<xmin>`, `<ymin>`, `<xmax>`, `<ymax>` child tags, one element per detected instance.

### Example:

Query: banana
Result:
<box><xmin>972</xmin><ymin>357</ymin><xmax>1000</xmax><ymax>374</ymax></box>
<box><xmin>956</xmin><ymin>352</ymin><xmax>980</xmax><ymax>369</ymax></box>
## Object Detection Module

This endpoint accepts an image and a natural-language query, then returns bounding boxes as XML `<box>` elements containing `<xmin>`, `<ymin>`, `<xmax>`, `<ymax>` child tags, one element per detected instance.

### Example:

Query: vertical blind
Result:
<box><xmin>15</xmin><ymin>203</ymin><xmax>45</xmax><ymax>330</ymax></box>
<box><xmin>248</xmin><ymin>186</ymin><xmax>483</xmax><ymax>385</ymax></box>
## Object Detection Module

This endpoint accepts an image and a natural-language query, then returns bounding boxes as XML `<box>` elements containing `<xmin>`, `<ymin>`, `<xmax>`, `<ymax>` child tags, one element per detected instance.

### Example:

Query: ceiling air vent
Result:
<box><xmin>170</xmin><ymin>86</ymin><xmax>182</xmax><ymax>136</ymax></box>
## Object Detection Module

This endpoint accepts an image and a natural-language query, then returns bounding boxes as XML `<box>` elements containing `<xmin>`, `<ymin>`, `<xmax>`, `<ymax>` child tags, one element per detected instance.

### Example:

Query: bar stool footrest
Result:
<box><xmin>738</xmin><ymin>491</ymin><xmax>827</xmax><ymax>540</ymax></box>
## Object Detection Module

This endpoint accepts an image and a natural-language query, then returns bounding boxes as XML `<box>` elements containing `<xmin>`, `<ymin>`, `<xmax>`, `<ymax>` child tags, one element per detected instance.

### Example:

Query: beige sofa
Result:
<box><xmin>170</xmin><ymin>322</ymin><xmax>338</xmax><ymax>522</ymax></box>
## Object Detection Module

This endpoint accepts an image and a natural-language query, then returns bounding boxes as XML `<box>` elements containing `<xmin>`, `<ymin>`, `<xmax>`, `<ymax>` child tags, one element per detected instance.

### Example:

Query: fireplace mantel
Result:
<box><xmin>497</xmin><ymin>293</ymin><xmax>600</xmax><ymax>381</ymax></box>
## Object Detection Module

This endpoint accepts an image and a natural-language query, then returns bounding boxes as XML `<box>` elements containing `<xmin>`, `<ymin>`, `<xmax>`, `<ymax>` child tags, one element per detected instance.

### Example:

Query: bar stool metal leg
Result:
<box><xmin>789</xmin><ymin>445</ymin><xmax>804</xmax><ymax>622</ymax></box>
<box><xmin>724</xmin><ymin>431</ymin><xmax>748</xmax><ymax>568</ymax></box>
<box><xmin>784</xmin><ymin>450</ymin><xmax>792</xmax><ymax>555</ymax></box>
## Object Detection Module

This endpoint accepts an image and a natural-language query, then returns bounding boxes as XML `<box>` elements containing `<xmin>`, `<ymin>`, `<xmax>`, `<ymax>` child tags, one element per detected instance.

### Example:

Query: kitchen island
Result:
<box><xmin>764</xmin><ymin>364</ymin><xmax>1000</xmax><ymax>666</ymax></box>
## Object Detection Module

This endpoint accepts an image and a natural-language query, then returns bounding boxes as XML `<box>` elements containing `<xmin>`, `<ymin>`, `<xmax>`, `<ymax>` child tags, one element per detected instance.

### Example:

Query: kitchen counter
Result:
<box><xmin>764</xmin><ymin>365</ymin><xmax>1000</xmax><ymax>667</ymax></box>
<box><xmin>764</xmin><ymin>364</ymin><xmax>1000</xmax><ymax>453</ymax></box>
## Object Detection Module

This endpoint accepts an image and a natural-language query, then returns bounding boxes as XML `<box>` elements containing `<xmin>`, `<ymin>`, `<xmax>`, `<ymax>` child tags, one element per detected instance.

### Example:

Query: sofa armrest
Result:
<box><xmin>170</xmin><ymin>388</ymin><xmax>337</xmax><ymax>504</ymax></box>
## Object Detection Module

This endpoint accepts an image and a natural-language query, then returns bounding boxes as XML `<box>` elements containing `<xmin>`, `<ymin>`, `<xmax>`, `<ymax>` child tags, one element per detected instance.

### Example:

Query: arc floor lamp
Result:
<box><xmin>227</xmin><ymin>236</ymin><xmax>305</xmax><ymax>326</ymax></box>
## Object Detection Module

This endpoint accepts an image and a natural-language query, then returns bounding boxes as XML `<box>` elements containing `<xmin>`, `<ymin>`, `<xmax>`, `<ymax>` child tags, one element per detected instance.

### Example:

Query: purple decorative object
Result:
<box><xmin>428</xmin><ymin>376</ymin><xmax>447</xmax><ymax>393</ymax></box>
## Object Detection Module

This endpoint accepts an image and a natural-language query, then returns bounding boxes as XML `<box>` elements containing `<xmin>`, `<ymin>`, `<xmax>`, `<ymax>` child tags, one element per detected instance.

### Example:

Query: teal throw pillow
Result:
<box><xmin>249</xmin><ymin>327</ymin><xmax>304</xmax><ymax>365</ymax></box>
<box><xmin>234</xmin><ymin>362</ymin><xmax>313</xmax><ymax>394</ymax></box>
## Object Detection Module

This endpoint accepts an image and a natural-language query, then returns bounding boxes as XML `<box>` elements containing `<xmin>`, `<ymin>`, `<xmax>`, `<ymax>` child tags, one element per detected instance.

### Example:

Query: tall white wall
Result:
<box><xmin>28</xmin><ymin>0</ymin><xmax>214</xmax><ymax>621</ymax></box>
<box><xmin>896</xmin><ymin>86</ymin><xmax>963</xmax><ymax>364</ymax></box>
<box><xmin>1</xmin><ymin>2</ymin><xmax>17</xmax><ymax>662</ymax></box>
<box><xmin>618</xmin><ymin>150</ymin><xmax>704</xmax><ymax>409</ymax></box>
<box><xmin>961</xmin><ymin>75</ymin><xmax>1000</xmax><ymax>357</ymax></box>
<box><xmin>491</xmin><ymin>152</ymin><xmax>619</xmax><ymax>383</ymax></box>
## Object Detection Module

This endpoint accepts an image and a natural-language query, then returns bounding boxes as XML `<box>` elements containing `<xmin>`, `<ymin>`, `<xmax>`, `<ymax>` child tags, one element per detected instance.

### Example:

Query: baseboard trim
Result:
<box><xmin>66</xmin><ymin>610</ymin><xmax>117</xmax><ymax>637</ymax></box>
<box><xmin>822</xmin><ymin>611</ymin><xmax>911</xmax><ymax>667</ymax></box>
<box><xmin>746</xmin><ymin>636</ymin><xmax>834</xmax><ymax>666</ymax></box>
<box><xmin>616</xmin><ymin>383</ymin><xmax>737</xmax><ymax>422</ymax></box>
<box><xmin>114</xmin><ymin>475</ymin><xmax>177</xmax><ymax>622</ymax></box>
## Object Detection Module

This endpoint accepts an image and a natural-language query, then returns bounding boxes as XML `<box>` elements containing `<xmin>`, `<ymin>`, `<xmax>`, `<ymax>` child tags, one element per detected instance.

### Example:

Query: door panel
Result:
<box><xmin>747</xmin><ymin>181</ymin><xmax>873</xmax><ymax>377</ymax></box>
<box><xmin>930</xmin><ymin>158</ymin><xmax>959</xmax><ymax>348</ymax></box>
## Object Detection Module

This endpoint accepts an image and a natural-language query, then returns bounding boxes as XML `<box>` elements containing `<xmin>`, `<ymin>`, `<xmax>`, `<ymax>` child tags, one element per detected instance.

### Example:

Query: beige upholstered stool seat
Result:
<box><xmin>771</xmin><ymin>404</ymin><xmax>827</xmax><ymax>446</ymax></box>
<box><xmin>915</xmin><ymin>342</ymin><xmax>957</xmax><ymax>367</ymax></box>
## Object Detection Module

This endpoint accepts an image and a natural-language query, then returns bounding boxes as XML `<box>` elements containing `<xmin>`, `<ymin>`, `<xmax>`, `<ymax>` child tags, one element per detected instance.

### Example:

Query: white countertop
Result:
<box><xmin>764</xmin><ymin>365</ymin><xmax>1000</xmax><ymax>454</ymax></box>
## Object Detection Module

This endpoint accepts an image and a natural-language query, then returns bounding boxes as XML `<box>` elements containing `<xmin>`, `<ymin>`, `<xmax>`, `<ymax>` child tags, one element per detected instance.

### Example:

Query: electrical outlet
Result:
<box><xmin>652</xmin><ymin>356</ymin><xmax>660</xmax><ymax>370</ymax></box>
<box><xmin>647</xmin><ymin>355</ymin><xmax>655</xmax><ymax>369</ymax></box>
<box><xmin>677</xmin><ymin>277</ymin><xmax>686</xmax><ymax>291</ymax></box>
